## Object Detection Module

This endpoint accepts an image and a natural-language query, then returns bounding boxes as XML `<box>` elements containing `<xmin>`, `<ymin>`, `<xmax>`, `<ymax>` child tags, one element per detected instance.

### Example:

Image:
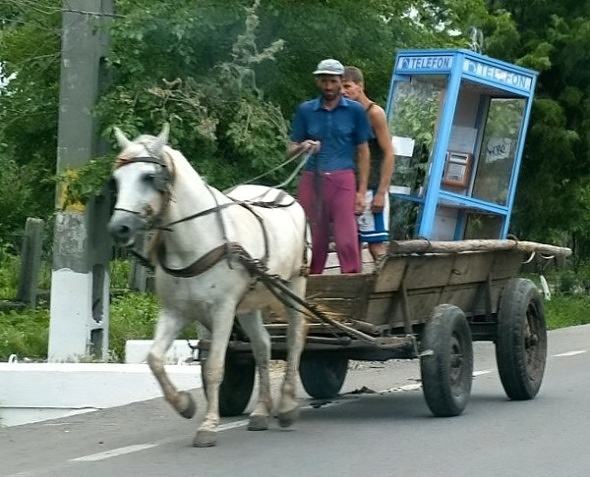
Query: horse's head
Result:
<box><xmin>108</xmin><ymin>124</ymin><xmax>173</xmax><ymax>246</ymax></box>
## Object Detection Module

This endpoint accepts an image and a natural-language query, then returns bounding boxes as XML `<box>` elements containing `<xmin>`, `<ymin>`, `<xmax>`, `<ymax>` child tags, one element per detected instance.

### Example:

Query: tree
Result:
<box><xmin>0</xmin><ymin>0</ymin><xmax>507</xmax><ymax>244</ymax></box>
<box><xmin>483</xmin><ymin>0</ymin><xmax>590</xmax><ymax>261</ymax></box>
<box><xmin>0</xmin><ymin>0</ymin><xmax>61</xmax><ymax>235</ymax></box>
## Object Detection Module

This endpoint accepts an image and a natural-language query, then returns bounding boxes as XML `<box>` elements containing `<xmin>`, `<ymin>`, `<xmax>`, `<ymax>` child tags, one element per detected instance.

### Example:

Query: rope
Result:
<box><xmin>242</xmin><ymin>150</ymin><xmax>310</xmax><ymax>187</ymax></box>
<box><xmin>275</xmin><ymin>153</ymin><xmax>311</xmax><ymax>189</ymax></box>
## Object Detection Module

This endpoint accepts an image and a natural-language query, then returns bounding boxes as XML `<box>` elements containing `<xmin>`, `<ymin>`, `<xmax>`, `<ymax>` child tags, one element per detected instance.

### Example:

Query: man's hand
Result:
<box><xmin>300</xmin><ymin>139</ymin><xmax>321</xmax><ymax>154</ymax></box>
<box><xmin>355</xmin><ymin>191</ymin><xmax>366</xmax><ymax>215</ymax></box>
<box><xmin>371</xmin><ymin>190</ymin><xmax>386</xmax><ymax>213</ymax></box>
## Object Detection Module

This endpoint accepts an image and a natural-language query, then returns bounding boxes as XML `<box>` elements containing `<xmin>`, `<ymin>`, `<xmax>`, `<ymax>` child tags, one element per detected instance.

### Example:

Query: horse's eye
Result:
<box><xmin>142</xmin><ymin>172</ymin><xmax>156</xmax><ymax>184</ymax></box>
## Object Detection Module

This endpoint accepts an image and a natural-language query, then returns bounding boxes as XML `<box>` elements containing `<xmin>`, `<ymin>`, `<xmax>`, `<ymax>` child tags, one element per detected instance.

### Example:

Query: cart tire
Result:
<box><xmin>202</xmin><ymin>352</ymin><xmax>255</xmax><ymax>417</ymax></box>
<box><xmin>299</xmin><ymin>354</ymin><xmax>349</xmax><ymax>399</ymax></box>
<box><xmin>495</xmin><ymin>278</ymin><xmax>547</xmax><ymax>400</ymax></box>
<box><xmin>420</xmin><ymin>304</ymin><xmax>473</xmax><ymax>417</ymax></box>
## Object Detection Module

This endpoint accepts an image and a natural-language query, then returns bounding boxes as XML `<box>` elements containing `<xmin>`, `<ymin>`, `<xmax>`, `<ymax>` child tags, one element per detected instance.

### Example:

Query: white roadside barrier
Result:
<box><xmin>125</xmin><ymin>339</ymin><xmax>198</xmax><ymax>365</ymax></box>
<box><xmin>0</xmin><ymin>342</ymin><xmax>201</xmax><ymax>428</ymax></box>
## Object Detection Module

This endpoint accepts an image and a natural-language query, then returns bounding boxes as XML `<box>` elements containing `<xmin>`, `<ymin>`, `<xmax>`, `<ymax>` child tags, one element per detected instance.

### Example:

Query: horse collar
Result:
<box><xmin>156</xmin><ymin>241</ymin><xmax>251</xmax><ymax>278</ymax></box>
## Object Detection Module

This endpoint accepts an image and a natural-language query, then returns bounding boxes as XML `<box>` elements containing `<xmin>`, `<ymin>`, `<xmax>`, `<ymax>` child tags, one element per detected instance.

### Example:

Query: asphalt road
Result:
<box><xmin>2</xmin><ymin>324</ymin><xmax>590</xmax><ymax>477</ymax></box>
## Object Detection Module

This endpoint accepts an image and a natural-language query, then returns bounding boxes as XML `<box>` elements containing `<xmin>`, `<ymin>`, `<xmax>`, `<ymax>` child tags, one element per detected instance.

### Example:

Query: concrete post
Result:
<box><xmin>16</xmin><ymin>218</ymin><xmax>44</xmax><ymax>307</ymax></box>
<box><xmin>49</xmin><ymin>0</ymin><xmax>114</xmax><ymax>362</ymax></box>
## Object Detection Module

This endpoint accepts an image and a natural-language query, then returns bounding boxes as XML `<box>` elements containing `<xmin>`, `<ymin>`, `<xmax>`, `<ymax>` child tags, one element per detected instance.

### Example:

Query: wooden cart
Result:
<box><xmin>198</xmin><ymin>239</ymin><xmax>571</xmax><ymax>418</ymax></box>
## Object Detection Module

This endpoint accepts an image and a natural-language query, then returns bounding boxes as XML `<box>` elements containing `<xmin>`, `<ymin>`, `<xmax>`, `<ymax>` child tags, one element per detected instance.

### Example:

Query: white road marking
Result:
<box><xmin>380</xmin><ymin>383</ymin><xmax>422</xmax><ymax>394</ymax></box>
<box><xmin>398</xmin><ymin>383</ymin><xmax>422</xmax><ymax>391</ymax></box>
<box><xmin>553</xmin><ymin>350</ymin><xmax>587</xmax><ymax>357</ymax></box>
<box><xmin>217</xmin><ymin>419</ymin><xmax>250</xmax><ymax>431</ymax></box>
<box><xmin>70</xmin><ymin>443</ymin><xmax>158</xmax><ymax>462</ymax></box>
<box><xmin>473</xmin><ymin>370</ymin><xmax>493</xmax><ymax>377</ymax></box>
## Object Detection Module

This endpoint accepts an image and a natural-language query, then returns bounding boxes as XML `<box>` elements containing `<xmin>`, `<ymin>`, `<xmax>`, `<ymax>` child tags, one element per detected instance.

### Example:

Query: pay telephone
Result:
<box><xmin>442</xmin><ymin>151</ymin><xmax>472</xmax><ymax>188</ymax></box>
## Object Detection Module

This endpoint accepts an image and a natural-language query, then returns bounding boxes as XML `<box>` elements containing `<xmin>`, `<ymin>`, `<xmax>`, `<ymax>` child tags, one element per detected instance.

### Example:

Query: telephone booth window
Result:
<box><xmin>388</xmin><ymin>76</ymin><xmax>446</xmax><ymax>196</ymax></box>
<box><xmin>471</xmin><ymin>98</ymin><xmax>526</xmax><ymax>205</ymax></box>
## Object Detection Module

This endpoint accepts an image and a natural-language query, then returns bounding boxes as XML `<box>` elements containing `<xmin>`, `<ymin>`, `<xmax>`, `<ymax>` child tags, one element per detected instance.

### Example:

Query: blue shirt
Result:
<box><xmin>290</xmin><ymin>96</ymin><xmax>371</xmax><ymax>172</ymax></box>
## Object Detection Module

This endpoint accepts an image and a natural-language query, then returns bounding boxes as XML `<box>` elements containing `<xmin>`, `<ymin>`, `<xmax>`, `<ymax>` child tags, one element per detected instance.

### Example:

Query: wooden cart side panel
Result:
<box><xmin>306</xmin><ymin>274</ymin><xmax>373</xmax><ymax>298</ymax></box>
<box><xmin>373</xmin><ymin>258</ymin><xmax>407</xmax><ymax>292</ymax></box>
<box><xmin>489</xmin><ymin>250</ymin><xmax>523</xmax><ymax>279</ymax></box>
<box><xmin>365</xmin><ymin>280</ymin><xmax>508</xmax><ymax>328</ymax></box>
<box><xmin>305</xmin><ymin>273</ymin><xmax>374</xmax><ymax>322</ymax></box>
<box><xmin>374</xmin><ymin>254</ymin><xmax>488</xmax><ymax>292</ymax></box>
<box><xmin>374</xmin><ymin>250</ymin><xmax>522</xmax><ymax>293</ymax></box>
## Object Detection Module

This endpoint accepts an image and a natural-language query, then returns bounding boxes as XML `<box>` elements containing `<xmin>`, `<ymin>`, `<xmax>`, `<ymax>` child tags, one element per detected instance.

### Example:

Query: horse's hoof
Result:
<box><xmin>248</xmin><ymin>414</ymin><xmax>269</xmax><ymax>431</ymax></box>
<box><xmin>277</xmin><ymin>408</ymin><xmax>299</xmax><ymax>428</ymax></box>
<box><xmin>193</xmin><ymin>430</ymin><xmax>217</xmax><ymax>447</ymax></box>
<box><xmin>178</xmin><ymin>391</ymin><xmax>196</xmax><ymax>419</ymax></box>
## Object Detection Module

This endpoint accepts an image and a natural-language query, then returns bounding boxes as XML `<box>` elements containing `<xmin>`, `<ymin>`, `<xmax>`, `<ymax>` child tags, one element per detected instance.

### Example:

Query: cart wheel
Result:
<box><xmin>202</xmin><ymin>352</ymin><xmax>255</xmax><ymax>417</ymax></box>
<box><xmin>420</xmin><ymin>304</ymin><xmax>473</xmax><ymax>417</ymax></box>
<box><xmin>299</xmin><ymin>354</ymin><xmax>349</xmax><ymax>399</ymax></box>
<box><xmin>495</xmin><ymin>278</ymin><xmax>547</xmax><ymax>400</ymax></box>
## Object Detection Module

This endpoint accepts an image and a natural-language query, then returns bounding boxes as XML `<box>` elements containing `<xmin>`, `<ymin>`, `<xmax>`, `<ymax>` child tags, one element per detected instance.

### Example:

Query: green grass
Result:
<box><xmin>0</xmin><ymin>251</ymin><xmax>20</xmax><ymax>300</ymax></box>
<box><xmin>0</xmin><ymin>307</ymin><xmax>49</xmax><ymax>360</ymax></box>
<box><xmin>545</xmin><ymin>295</ymin><xmax>590</xmax><ymax>330</ymax></box>
<box><xmin>0</xmin><ymin>292</ymin><xmax>162</xmax><ymax>362</ymax></box>
<box><xmin>0</xmin><ymin>291</ymin><xmax>197</xmax><ymax>362</ymax></box>
<box><xmin>108</xmin><ymin>292</ymin><xmax>160</xmax><ymax>361</ymax></box>
<box><xmin>108</xmin><ymin>292</ymin><xmax>197</xmax><ymax>361</ymax></box>
<box><xmin>522</xmin><ymin>273</ymin><xmax>590</xmax><ymax>329</ymax></box>
<box><xmin>110</xmin><ymin>259</ymin><xmax>131</xmax><ymax>290</ymax></box>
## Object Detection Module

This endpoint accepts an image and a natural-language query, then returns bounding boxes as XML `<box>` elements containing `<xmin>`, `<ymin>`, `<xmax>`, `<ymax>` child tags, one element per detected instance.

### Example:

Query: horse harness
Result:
<box><xmin>114</xmin><ymin>151</ymin><xmax>309</xmax><ymax>280</ymax></box>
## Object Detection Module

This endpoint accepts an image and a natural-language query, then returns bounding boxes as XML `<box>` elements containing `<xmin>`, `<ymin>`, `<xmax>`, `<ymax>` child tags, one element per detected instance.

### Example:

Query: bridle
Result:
<box><xmin>113</xmin><ymin>148</ymin><xmax>175</xmax><ymax>226</ymax></box>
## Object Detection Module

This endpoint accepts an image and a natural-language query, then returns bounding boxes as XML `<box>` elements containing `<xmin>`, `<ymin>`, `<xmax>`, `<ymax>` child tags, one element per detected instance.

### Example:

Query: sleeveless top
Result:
<box><xmin>366</xmin><ymin>102</ymin><xmax>384</xmax><ymax>190</ymax></box>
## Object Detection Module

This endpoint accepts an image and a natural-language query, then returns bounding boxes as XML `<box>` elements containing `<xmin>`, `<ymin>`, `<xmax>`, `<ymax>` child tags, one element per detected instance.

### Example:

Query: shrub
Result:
<box><xmin>545</xmin><ymin>295</ymin><xmax>590</xmax><ymax>329</ymax></box>
<box><xmin>110</xmin><ymin>259</ymin><xmax>131</xmax><ymax>290</ymax></box>
<box><xmin>108</xmin><ymin>292</ymin><xmax>161</xmax><ymax>361</ymax></box>
<box><xmin>558</xmin><ymin>269</ymin><xmax>578</xmax><ymax>295</ymax></box>
<box><xmin>0</xmin><ymin>308</ymin><xmax>49</xmax><ymax>361</ymax></box>
<box><xmin>0</xmin><ymin>157</ymin><xmax>35</xmax><ymax>244</ymax></box>
<box><xmin>0</xmin><ymin>245</ymin><xmax>20</xmax><ymax>300</ymax></box>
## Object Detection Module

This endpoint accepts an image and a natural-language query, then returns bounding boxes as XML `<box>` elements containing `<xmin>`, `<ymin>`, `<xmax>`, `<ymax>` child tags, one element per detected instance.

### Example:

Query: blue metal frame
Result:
<box><xmin>502</xmin><ymin>75</ymin><xmax>538</xmax><ymax>237</ymax></box>
<box><xmin>417</xmin><ymin>52</ymin><xmax>465</xmax><ymax>238</ymax></box>
<box><xmin>387</xmin><ymin>48</ymin><xmax>538</xmax><ymax>240</ymax></box>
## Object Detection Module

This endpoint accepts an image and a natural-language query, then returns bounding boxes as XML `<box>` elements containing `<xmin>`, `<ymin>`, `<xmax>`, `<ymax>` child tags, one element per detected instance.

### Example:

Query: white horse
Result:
<box><xmin>108</xmin><ymin>124</ymin><xmax>310</xmax><ymax>447</ymax></box>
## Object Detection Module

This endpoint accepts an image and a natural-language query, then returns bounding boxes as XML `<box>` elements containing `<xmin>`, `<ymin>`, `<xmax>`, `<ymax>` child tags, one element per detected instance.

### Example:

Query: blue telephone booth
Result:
<box><xmin>386</xmin><ymin>49</ymin><xmax>538</xmax><ymax>240</ymax></box>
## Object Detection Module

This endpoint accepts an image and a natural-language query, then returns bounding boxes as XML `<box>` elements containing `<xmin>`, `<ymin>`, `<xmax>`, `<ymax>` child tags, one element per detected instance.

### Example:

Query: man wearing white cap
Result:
<box><xmin>289</xmin><ymin>59</ymin><xmax>371</xmax><ymax>274</ymax></box>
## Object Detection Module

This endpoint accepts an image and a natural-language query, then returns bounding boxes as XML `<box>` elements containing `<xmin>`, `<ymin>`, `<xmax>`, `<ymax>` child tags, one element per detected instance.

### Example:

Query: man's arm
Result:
<box><xmin>369</xmin><ymin>106</ymin><xmax>394</xmax><ymax>211</ymax></box>
<box><xmin>355</xmin><ymin>141</ymin><xmax>370</xmax><ymax>213</ymax></box>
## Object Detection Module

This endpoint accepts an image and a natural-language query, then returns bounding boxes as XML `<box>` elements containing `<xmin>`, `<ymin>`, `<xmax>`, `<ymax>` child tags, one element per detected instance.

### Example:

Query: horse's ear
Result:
<box><xmin>114</xmin><ymin>127</ymin><xmax>132</xmax><ymax>150</ymax></box>
<box><xmin>152</xmin><ymin>123</ymin><xmax>170</xmax><ymax>155</ymax></box>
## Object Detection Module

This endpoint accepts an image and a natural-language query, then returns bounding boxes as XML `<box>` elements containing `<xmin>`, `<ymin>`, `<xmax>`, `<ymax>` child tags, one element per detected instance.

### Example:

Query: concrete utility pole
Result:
<box><xmin>49</xmin><ymin>0</ymin><xmax>114</xmax><ymax>361</ymax></box>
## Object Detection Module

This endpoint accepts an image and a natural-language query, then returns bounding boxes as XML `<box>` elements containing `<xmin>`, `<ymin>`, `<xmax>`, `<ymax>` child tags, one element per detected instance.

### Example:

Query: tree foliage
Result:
<box><xmin>482</xmin><ymin>0</ymin><xmax>590</xmax><ymax>260</ymax></box>
<box><xmin>0</xmin><ymin>0</ymin><xmax>534</xmax><ymax>247</ymax></box>
<box><xmin>6</xmin><ymin>0</ymin><xmax>590</xmax><ymax>256</ymax></box>
<box><xmin>0</xmin><ymin>0</ymin><xmax>61</xmax><ymax>234</ymax></box>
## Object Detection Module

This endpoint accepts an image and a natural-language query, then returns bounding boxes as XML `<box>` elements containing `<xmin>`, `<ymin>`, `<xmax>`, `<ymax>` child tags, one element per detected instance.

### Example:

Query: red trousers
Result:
<box><xmin>297</xmin><ymin>170</ymin><xmax>361</xmax><ymax>274</ymax></box>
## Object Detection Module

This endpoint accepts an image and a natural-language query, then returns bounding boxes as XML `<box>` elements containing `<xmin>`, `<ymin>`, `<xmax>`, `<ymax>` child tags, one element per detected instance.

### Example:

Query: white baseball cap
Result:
<box><xmin>313</xmin><ymin>58</ymin><xmax>344</xmax><ymax>76</ymax></box>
